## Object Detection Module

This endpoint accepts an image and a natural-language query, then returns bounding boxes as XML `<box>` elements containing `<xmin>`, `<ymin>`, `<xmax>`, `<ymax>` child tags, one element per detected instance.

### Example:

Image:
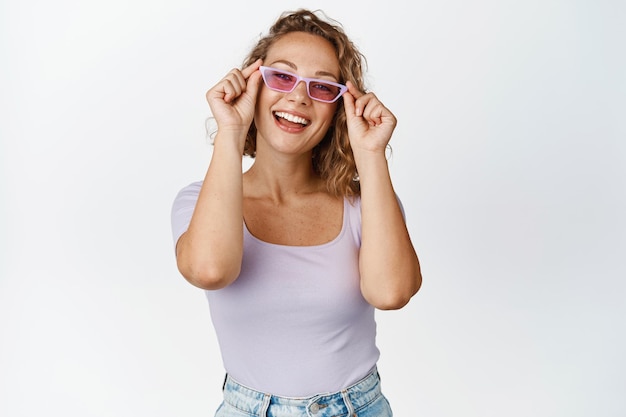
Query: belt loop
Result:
<box><xmin>259</xmin><ymin>393</ymin><xmax>271</xmax><ymax>417</ymax></box>
<box><xmin>341</xmin><ymin>389</ymin><xmax>356</xmax><ymax>417</ymax></box>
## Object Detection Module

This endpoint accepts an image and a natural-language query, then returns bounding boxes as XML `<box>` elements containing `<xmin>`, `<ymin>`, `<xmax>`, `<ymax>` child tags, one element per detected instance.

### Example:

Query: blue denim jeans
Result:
<box><xmin>215</xmin><ymin>367</ymin><xmax>393</xmax><ymax>417</ymax></box>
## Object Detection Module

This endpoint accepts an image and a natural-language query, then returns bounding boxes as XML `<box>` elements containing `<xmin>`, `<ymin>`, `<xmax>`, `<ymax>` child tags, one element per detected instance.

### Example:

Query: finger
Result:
<box><xmin>224</xmin><ymin>65</ymin><xmax>257</xmax><ymax>103</ymax></box>
<box><xmin>342</xmin><ymin>91</ymin><xmax>356</xmax><ymax>117</ymax></box>
<box><xmin>362</xmin><ymin>102</ymin><xmax>384</xmax><ymax>126</ymax></box>
<box><xmin>206</xmin><ymin>80</ymin><xmax>235</xmax><ymax>104</ymax></box>
<box><xmin>222</xmin><ymin>78</ymin><xmax>244</xmax><ymax>103</ymax></box>
<box><xmin>355</xmin><ymin>94</ymin><xmax>378</xmax><ymax>119</ymax></box>
<box><xmin>346</xmin><ymin>81</ymin><xmax>365</xmax><ymax>117</ymax></box>
<box><xmin>241</xmin><ymin>58</ymin><xmax>263</xmax><ymax>79</ymax></box>
<box><xmin>222</xmin><ymin>60</ymin><xmax>263</xmax><ymax>103</ymax></box>
<box><xmin>346</xmin><ymin>80</ymin><xmax>364</xmax><ymax>99</ymax></box>
<box><xmin>228</xmin><ymin>69</ymin><xmax>247</xmax><ymax>93</ymax></box>
<box><xmin>244</xmin><ymin>69</ymin><xmax>264</xmax><ymax>102</ymax></box>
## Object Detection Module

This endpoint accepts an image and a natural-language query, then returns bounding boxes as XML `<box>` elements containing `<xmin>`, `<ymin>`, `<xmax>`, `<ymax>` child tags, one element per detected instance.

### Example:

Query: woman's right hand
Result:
<box><xmin>205</xmin><ymin>59</ymin><xmax>263</xmax><ymax>133</ymax></box>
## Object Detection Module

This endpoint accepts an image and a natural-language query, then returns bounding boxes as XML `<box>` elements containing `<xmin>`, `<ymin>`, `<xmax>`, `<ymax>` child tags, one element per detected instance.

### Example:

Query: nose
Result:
<box><xmin>286</xmin><ymin>80</ymin><xmax>311</xmax><ymax>104</ymax></box>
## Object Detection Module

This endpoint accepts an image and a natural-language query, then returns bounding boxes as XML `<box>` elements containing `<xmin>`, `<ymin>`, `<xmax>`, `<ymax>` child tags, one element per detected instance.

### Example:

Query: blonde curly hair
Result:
<box><xmin>242</xmin><ymin>9</ymin><xmax>368</xmax><ymax>197</ymax></box>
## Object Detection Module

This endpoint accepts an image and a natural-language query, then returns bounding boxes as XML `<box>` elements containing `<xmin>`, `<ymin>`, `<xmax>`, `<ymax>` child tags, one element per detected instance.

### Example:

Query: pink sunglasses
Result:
<box><xmin>259</xmin><ymin>66</ymin><xmax>347</xmax><ymax>103</ymax></box>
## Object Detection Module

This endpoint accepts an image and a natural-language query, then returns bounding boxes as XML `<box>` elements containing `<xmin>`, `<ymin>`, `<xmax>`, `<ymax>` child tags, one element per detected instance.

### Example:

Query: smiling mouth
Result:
<box><xmin>274</xmin><ymin>111</ymin><xmax>310</xmax><ymax>127</ymax></box>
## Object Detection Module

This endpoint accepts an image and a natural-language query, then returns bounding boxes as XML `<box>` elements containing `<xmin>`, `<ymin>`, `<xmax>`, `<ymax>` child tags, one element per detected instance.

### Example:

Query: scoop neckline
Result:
<box><xmin>243</xmin><ymin>198</ymin><xmax>348</xmax><ymax>249</ymax></box>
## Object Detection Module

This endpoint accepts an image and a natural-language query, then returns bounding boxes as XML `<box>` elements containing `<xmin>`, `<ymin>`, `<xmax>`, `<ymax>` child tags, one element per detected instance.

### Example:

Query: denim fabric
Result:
<box><xmin>215</xmin><ymin>368</ymin><xmax>393</xmax><ymax>417</ymax></box>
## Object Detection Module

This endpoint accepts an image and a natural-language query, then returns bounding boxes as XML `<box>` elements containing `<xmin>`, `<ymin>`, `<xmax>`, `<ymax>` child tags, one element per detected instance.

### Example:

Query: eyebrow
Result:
<box><xmin>268</xmin><ymin>60</ymin><xmax>340</xmax><ymax>81</ymax></box>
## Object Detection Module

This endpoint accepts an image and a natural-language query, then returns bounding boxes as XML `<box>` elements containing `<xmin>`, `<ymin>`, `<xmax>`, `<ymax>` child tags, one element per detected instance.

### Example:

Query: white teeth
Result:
<box><xmin>274</xmin><ymin>111</ymin><xmax>309</xmax><ymax>125</ymax></box>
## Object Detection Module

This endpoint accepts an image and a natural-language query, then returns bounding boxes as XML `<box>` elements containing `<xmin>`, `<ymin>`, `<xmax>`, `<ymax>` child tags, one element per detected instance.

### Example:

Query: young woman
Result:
<box><xmin>171</xmin><ymin>9</ymin><xmax>422</xmax><ymax>417</ymax></box>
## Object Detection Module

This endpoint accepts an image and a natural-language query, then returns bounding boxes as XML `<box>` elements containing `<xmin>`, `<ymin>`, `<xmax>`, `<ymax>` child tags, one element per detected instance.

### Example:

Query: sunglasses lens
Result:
<box><xmin>263</xmin><ymin>69</ymin><xmax>296</xmax><ymax>92</ymax></box>
<box><xmin>308</xmin><ymin>82</ymin><xmax>342</xmax><ymax>102</ymax></box>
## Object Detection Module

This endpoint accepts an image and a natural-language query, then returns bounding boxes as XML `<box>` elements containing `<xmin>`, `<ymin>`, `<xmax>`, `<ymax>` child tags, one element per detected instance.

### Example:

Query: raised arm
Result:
<box><xmin>175</xmin><ymin>60</ymin><xmax>263</xmax><ymax>290</ymax></box>
<box><xmin>343</xmin><ymin>83</ymin><xmax>422</xmax><ymax>310</ymax></box>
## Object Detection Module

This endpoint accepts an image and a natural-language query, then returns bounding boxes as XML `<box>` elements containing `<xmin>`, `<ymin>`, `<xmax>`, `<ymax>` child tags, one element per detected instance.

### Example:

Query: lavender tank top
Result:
<box><xmin>171</xmin><ymin>181</ymin><xmax>379</xmax><ymax>396</ymax></box>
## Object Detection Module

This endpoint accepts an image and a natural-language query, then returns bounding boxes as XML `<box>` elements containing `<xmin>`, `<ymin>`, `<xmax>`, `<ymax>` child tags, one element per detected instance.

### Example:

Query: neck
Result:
<box><xmin>244</xmin><ymin>153</ymin><xmax>324</xmax><ymax>202</ymax></box>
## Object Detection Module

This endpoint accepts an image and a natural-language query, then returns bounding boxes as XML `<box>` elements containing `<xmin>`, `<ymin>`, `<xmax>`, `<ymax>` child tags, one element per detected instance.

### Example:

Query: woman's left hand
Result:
<box><xmin>342</xmin><ymin>81</ymin><xmax>397</xmax><ymax>154</ymax></box>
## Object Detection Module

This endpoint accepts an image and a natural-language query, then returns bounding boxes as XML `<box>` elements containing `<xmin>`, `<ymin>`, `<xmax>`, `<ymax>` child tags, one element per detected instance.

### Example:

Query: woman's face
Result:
<box><xmin>254</xmin><ymin>31</ymin><xmax>341</xmax><ymax>157</ymax></box>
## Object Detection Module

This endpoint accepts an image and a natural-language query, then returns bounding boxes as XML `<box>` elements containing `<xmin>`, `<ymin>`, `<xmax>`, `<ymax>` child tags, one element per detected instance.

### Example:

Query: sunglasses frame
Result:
<box><xmin>259</xmin><ymin>66</ymin><xmax>348</xmax><ymax>103</ymax></box>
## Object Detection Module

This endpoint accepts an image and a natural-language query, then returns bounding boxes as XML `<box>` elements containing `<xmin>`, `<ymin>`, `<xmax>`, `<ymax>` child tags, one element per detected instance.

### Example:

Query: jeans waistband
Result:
<box><xmin>222</xmin><ymin>367</ymin><xmax>382</xmax><ymax>417</ymax></box>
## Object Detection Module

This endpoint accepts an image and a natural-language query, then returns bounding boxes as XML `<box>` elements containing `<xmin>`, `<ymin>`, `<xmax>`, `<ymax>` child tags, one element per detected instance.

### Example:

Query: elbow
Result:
<box><xmin>368</xmin><ymin>287</ymin><xmax>415</xmax><ymax>310</ymax></box>
<box><xmin>364</xmin><ymin>270</ymin><xmax>422</xmax><ymax>311</ymax></box>
<box><xmin>177</xmin><ymin>259</ymin><xmax>240</xmax><ymax>290</ymax></box>
<box><xmin>175</xmin><ymin>237</ymin><xmax>243</xmax><ymax>290</ymax></box>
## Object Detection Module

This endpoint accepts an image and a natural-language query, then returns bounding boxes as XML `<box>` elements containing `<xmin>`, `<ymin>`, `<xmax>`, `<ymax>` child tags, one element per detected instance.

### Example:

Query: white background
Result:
<box><xmin>1</xmin><ymin>0</ymin><xmax>624</xmax><ymax>416</ymax></box>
